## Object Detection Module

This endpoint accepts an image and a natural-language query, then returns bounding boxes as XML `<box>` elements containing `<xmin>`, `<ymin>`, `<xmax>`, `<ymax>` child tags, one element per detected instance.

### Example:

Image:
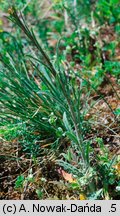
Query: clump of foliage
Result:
<box><xmin>0</xmin><ymin>8</ymin><xmax>91</xmax><ymax>163</ymax></box>
<box><xmin>0</xmin><ymin>1</ymin><xmax>119</xmax><ymax>200</ymax></box>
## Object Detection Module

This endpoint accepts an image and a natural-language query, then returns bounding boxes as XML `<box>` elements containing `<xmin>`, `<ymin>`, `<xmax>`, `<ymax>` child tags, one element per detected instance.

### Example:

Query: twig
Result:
<box><xmin>21</xmin><ymin>158</ymin><xmax>32</xmax><ymax>200</ymax></box>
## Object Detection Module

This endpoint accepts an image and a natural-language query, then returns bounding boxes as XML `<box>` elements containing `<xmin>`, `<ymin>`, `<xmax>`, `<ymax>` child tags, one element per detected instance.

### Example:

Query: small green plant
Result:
<box><xmin>36</xmin><ymin>189</ymin><xmax>44</xmax><ymax>199</ymax></box>
<box><xmin>95</xmin><ymin>138</ymin><xmax>119</xmax><ymax>199</ymax></box>
<box><xmin>15</xmin><ymin>169</ymin><xmax>34</xmax><ymax>190</ymax></box>
<box><xmin>15</xmin><ymin>175</ymin><xmax>25</xmax><ymax>189</ymax></box>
